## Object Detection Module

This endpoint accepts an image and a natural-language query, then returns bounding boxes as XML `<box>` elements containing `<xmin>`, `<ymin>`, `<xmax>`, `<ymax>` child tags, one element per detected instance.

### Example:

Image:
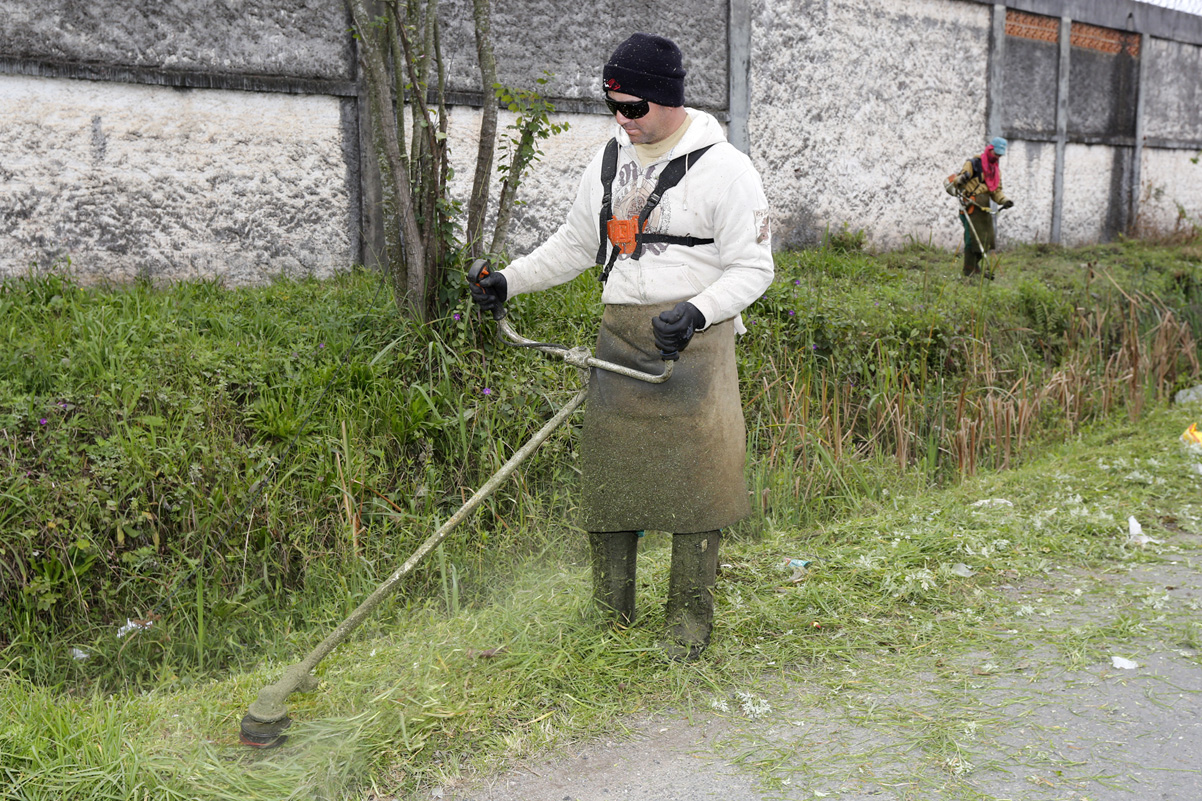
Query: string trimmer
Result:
<box><xmin>239</xmin><ymin>260</ymin><xmax>673</xmax><ymax>748</ymax></box>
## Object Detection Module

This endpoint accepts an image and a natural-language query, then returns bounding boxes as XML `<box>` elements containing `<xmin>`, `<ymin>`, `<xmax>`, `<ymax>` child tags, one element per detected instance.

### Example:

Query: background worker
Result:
<box><xmin>946</xmin><ymin>136</ymin><xmax>1015</xmax><ymax>277</ymax></box>
<box><xmin>470</xmin><ymin>32</ymin><xmax>774</xmax><ymax>661</ymax></box>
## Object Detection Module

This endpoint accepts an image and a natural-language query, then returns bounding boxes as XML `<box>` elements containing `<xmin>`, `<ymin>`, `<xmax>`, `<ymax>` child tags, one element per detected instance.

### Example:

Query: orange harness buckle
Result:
<box><xmin>606</xmin><ymin>216</ymin><xmax>643</xmax><ymax>255</ymax></box>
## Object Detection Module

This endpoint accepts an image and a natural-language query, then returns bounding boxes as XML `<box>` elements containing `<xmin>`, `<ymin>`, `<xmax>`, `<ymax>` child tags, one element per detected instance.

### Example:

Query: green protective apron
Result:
<box><xmin>581</xmin><ymin>302</ymin><xmax>751</xmax><ymax>533</ymax></box>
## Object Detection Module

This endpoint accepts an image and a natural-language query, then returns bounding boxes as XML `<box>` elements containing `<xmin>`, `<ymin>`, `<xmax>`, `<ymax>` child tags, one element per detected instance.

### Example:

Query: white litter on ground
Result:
<box><xmin>1126</xmin><ymin>516</ymin><xmax>1163</xmax><ymax>548</ymax></box>
<box><xmin>116</xmin><ymin>618</ymin><xmax>155</xmax><ymax>638</ymax></box>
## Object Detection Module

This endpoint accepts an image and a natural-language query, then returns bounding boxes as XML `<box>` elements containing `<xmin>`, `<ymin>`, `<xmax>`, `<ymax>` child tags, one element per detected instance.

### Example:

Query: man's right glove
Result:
<box><xmin>1001</xmin><ymin>200</ymin><xmax>1014</xmax><ymax>210</ymax></box>
<box><xmin>652</xmin><ymin>301</ymin><xmax>706</xmax><ymax>360</ymax></box>
<box><xmin>467</xmin><ymin>259</ymin><xmax>507</xmax><ymax>315</ymax></box>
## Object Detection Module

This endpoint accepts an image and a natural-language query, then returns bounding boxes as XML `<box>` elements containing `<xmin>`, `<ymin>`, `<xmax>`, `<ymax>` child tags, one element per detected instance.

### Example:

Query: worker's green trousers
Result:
<box><xmin>960</xmin><ymin>208</ymin><xmax>996</xmax><ymax>277</ymax></box>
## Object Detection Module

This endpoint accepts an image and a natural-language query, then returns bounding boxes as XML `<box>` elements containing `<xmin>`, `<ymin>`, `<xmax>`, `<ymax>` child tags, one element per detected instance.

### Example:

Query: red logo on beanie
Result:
<box><xmin>604</xmin><ymin>78</ymin><xmax>620</xmax><ymax>90</ymax></box>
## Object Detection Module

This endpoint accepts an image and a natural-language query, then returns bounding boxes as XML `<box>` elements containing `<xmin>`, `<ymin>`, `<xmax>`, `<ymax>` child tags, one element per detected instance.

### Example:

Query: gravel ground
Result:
<box><xmin>438</xmin><ymin>550</ymin><xmax>1202</xmax><ymax>801</ymax></box>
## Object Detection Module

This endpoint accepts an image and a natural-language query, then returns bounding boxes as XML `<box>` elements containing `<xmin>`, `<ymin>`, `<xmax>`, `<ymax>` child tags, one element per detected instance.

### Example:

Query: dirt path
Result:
<box><xmin>439</xmin><ymin>547</ymin><xmax>1202</xmax><ymax>801</ymax></box>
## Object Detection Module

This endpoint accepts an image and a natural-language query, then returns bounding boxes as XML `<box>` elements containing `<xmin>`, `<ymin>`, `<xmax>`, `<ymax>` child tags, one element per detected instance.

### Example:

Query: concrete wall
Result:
<box><xmin>1062</xmin><ymin>143</ymin><xmax>1120</xmax><ymax>245</ymax></box>
<box><xmin>1066</xmin><ymin>31</ymin><xmax>1139</xmax><ymax>139</ymax></box>
<box><xmin>0</xmin><ymin>0</ymin><xmax>357</xmax><ymax>284</ymax></box>
<box><xmin>1144</xmin><ymin>36</ymin><xmax>1202</xmax><ymax>143</ymax></box>
<box><xmin>749</xmin><ymin>0</ymin><xmax>991</xmax><ymax>251</ymax></box>
<box><xmin>2</xmin><ymin>0</ymin><xmax>1201</xmax><ymax>287</ymax></box>
<box><xmin>1139</xmin><ymin>148</ymin><xmax>1202</xmax><ymax>236</ymax></box>
<box><xmin>996</xmin><ymin>138</ymin><xmax>1057</xmax><ymax>245</ymax></box>
<box><xmin>1003</xmin><ymin>31</ymin><xmax>1059</xmax><ymax>136</ymax></box>
<box><xmin>0</xmin><ymin>0</ymin><xmax>353</xmax><ymax>81</ymax></box>
<box><xmin>0</xmin><ymin>75</ymin><xmax>354</xmax><ymax>284</ymax></box>
<box><xmin>436</xmin><ymin>0</ymin><xmax>728</xmax><ymax>111</ymax></box>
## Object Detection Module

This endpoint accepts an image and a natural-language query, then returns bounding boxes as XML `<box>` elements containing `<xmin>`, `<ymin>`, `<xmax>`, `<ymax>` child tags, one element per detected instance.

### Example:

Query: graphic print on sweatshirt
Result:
<box><xmin>612</xmin><ymin>159</ymin><xmax>672</xmax><ymax>259</ymax></box>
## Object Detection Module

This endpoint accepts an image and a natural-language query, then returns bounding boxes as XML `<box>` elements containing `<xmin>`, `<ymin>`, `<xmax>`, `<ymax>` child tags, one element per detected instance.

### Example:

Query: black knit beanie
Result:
<box><xmin>602</xmin><ymin>33</ymin><xmax>686</xmax><ymax>107</ymax></box>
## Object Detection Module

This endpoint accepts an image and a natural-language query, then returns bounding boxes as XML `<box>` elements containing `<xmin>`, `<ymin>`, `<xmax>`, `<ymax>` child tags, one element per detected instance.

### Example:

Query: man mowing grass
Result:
<box><xmin>471</xmin><ymin>32</ymin><xmax>773</xmax><ymax>660</ymax></box>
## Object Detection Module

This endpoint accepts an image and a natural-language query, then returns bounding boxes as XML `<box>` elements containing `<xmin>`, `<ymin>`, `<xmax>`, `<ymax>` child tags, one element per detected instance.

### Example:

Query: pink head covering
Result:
<box><xmin>980</xmin><ymin>146</ymin><xmax>1000</xmax><ymax>192</ymax></box>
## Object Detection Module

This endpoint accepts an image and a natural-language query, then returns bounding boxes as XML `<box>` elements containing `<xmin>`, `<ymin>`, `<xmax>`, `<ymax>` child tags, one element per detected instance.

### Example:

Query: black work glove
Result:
<box><xmin>1001</xmin><ymin>200</ymin><xmax>1014</xmax><ymax>210</ymax></box>
<box><xmin>468</xmin><ymin>269</ymin><xmax>507</xmax><ymax>314</ymax></box>
<box><xmin>652</xmin><ymin>301</ymin><xmax>706</xmax><ymax>360</ymax></box>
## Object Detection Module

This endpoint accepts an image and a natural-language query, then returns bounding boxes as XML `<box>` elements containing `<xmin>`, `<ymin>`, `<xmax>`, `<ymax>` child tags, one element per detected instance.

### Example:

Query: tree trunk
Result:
<box><xmin>489</xmin><ymin>128</ymin><xmax>534</xmax><ymax>254</ymax></box>
<box><xmin>347</xmin><ymin>0</ymin><xmax>426</xmax><ymax>317</ymax></box>
<box><xmin>466</xmin><ymin>0</ymin><xmax>498</xmax><ymax>258</ymax></box>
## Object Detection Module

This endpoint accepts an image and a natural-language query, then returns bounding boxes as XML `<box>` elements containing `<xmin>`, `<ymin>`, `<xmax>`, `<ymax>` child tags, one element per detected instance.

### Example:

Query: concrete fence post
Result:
<box><xmin>1130</xmin><ymin>31</ymin><xmax>1151</xmax><ymax>234</ymax></box>
<box><xmin>1051</xmin><ymin>16</ymin><xmax>1072</xmax><ymax>245</ymax></box>
<box><xmin>728</xmin><ymin>0</ymin><xmax>752</xmax><ymax>155</ymax></box>
<box><xmin>986</xmin><ymin>2</ymin><xmax>1006</xmax><ymax>141</ymax></box>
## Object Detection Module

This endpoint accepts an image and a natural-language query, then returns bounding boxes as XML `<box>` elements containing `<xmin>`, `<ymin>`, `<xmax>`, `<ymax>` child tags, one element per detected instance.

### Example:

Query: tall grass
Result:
<box><xmin>1</xmin><ymin>240</ymin><xmax>1199</xmax><ymax>691</ymax></box>
<box><xmin>738</xmin><ymin>244</ymin><xmax>1201</xmax><ymax>533</ymax></box>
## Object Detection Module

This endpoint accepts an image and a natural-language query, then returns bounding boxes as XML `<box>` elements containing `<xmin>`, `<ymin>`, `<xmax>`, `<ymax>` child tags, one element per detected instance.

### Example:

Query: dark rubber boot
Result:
<box><xmin>963</xmin><ymin>246</ymin><xmax>981</xmax><ymax>277</ymax></box>
<box><xmin>662</xmin><ymin>530</ymin><xmax>721</xmax><ymax>661</ymax></box>
<box><xmin>588</xmin><ymin>531</ymin><xmax>638</xmax><ymax>626</ymax></box>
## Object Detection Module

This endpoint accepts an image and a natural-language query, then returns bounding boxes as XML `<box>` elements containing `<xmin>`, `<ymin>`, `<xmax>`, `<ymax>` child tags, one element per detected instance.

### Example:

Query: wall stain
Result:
<box><xmin>91</xmin><ymin>115</ymin><xmax>106</xmax><ymax>163</ymax></box>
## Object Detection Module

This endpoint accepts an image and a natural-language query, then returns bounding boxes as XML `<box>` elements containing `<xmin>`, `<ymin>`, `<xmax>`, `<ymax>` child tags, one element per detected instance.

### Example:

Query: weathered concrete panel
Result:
<box><xmin>1067</xmin><ymin>45</ymin><xmax>1138</xmax><ymax>138</ymax></box>
<box><xmin>0</xmin><ymin>0</ymin><xmax>353</xmax><ymax>81</ymax></box>
<box><xmin>1144</xmin><ymin>37</ymin><xmax>1202</xmax><ymax>143</ymax></box>
<box><xmin>995</xmin><ymin>139</ymin><xmax>1056</xmax><ymax>245</ymax></box>
<box><xmin>0</xmin><ymin>75</ymin><xmax>353</xmax><ymax>285</ymax></box>
<box><xmin>1003</xmin><ymin>35</ymin><xmax>1059</xmax><ymax>135</ymax></box>
<box><xmin>437</xmin><ymin>0</ymin><xmax>728</xmax><ymax>110</ymax></box>
<box><xmin>1138</xmin><ymin>148</ymin><xmax>1202</xmax><ymax>236</ymax></box>
<box><xmin>749</xmin><ymin>0</ymin><xmax>992</xmax><ymax>251</ymax></box>
<box><xmin>1060</xmin><ymin>143</ymin><xmax>1116</xmax><ymax>245</ymax></box>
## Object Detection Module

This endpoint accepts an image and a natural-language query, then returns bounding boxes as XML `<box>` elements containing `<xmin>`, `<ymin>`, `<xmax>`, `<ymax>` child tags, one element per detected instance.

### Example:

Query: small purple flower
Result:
<box><xmin>482</xmin><ymin>387</ymin><xmax>492</xmax><ymax>396</ymax></box>
<box><xmin>318</xmin><ymin>343</ymin><xmax>325</xmax><ymax>349</ymax></box>
<box><xmin>788</xmin><ymin>310</ymin><xmax>796</xmax><ymax>316</ymax></box>
<box><xmin>39</xmin><ymin>418</ymin><xmax>48</xmax><ymax>425</ymax></box>
<box><xmin>453</xmin><ymin>313</ymin><xmax>461</xmax><ymax>321</ymax></box>
<box><xmin>811</xmin><ymin>345</ymin><xmax>817</xmax><ymax>350</ymax></box>
<box><xmin>793</xmin><ymin>279</ymin><xmax>801</xmax><ymax>286</ymax></box>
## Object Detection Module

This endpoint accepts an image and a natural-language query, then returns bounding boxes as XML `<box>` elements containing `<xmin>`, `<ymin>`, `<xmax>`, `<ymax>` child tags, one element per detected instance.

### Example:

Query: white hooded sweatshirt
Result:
<box><xmin>498</xmin><ymin>109</ymin><xmax>773</xmax><ymax>333</ymax></box>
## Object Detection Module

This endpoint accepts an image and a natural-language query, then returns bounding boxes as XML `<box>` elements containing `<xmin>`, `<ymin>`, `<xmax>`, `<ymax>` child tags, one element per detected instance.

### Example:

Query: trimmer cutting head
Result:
<box><xmin>239</xmin><ymin>713</ymin><xmax>291</xmax><ymax>748</ymax></box>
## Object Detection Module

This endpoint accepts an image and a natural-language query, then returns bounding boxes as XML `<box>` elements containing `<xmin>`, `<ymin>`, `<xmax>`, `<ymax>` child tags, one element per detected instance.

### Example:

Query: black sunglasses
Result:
<box><xmin>604</xmin><ymin>96</ymin><xmax>650</xmax><ymax>119</ymax></box>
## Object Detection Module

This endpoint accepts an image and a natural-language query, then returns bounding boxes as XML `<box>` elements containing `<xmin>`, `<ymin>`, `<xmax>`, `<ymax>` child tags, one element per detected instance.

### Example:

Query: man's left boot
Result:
<box><xmin>662</xmin><ymin>530</ymin><xmax>721</xmax><ymax>662</ymax></box>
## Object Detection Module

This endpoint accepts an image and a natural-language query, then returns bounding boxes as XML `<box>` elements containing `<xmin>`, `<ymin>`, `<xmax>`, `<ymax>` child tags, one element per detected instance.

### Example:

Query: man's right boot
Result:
<box><xmin>588</xmin><ymin>530</ymin><xmax>638</xmax><ymax>626</ymax></box>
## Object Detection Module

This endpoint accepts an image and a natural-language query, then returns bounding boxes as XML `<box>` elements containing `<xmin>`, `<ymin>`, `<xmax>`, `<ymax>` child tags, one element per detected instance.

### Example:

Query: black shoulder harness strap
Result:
<box><xmin>594</xmin><ymin>139</ymin><xmax>621</xmax><ymax>272</ymax></box>
<box><xmin>594</xmin><ymin>140</ymin><xmax>716</xmax><ymax>283</ymax></box>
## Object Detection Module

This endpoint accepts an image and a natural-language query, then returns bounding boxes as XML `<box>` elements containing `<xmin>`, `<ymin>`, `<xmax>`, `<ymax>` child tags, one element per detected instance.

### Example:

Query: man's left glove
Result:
<box><xmin>1001</xmin><ymin>200</ymin><xmax>1014</xmax><ymax>210</ymax></box>
<box><xmin>468</xmin><ymin>265</ymin><xmax>507</xmax><ymax>315</ymax></box>
<box><xmin>652</xmin><ymin>301</ymin><xmax>707</xmax><ymax>360</ymax></box>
